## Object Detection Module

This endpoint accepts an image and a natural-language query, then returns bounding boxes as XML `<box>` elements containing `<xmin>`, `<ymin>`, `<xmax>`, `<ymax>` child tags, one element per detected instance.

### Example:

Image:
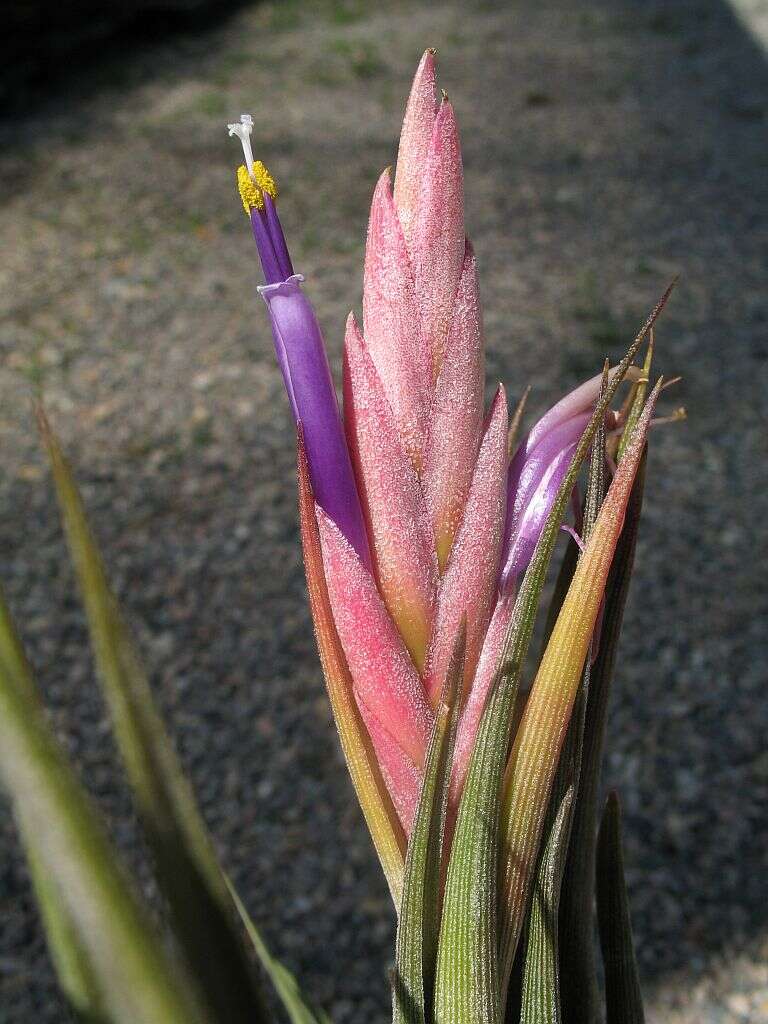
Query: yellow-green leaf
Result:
<box><xmin>519</xmin><ymin>388</ymin><xmax>608</xmax><ymax>1024</ymax></box>
<box><xmin>519</xmin><ymin>790</ymin><xmax>574</xmax><ymax>1024</ymax></box>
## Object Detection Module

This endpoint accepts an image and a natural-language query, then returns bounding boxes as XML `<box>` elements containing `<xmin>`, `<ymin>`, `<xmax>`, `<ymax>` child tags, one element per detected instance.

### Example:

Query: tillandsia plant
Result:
<box><xmin>227</xmin><ymin>49</ymin><xmax>680</xmax><ymax>1024</ymax></box>
<box><xmin>0</xmin><ymin>49</ymin><xmax>681</xmax><ymax>1024</ymax></box>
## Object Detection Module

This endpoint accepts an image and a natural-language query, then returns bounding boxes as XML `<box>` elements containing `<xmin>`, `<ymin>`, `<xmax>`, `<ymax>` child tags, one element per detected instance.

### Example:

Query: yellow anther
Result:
<box><xmin>237</xmin><ymin>165</ymin><xmax>261</xmax><ymax>213</ymax></box>
<box><xmin>253</xmin><ymin>161</ymin><xmax>277</xmax><ymax>202</ymax></box>
<box><xmin>236</xmin><ymin>162</ymin><xmax>278</xmax><ymax>215</ymax></box>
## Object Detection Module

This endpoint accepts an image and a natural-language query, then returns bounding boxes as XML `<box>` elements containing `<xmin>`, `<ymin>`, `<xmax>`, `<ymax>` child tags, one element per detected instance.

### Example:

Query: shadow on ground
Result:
<box><xmin>0</xmin><ymin>0</ymin><xmax>765</xmax><ymax>1021</ymax></box>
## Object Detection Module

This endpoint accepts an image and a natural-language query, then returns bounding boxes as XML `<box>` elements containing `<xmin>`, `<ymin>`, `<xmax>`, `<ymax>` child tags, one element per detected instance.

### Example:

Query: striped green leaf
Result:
<box><xmin>394</xmin><ymin>622</ymin><xmax>466</xmax><ymax>1024</ymax></box>
<box><xmin>616</xmin><ymin>333</ymin><xmax>653</xmax><ymax>463</ymax></box>
<box><xmin>498</xmin><ymin>375</ymin><xmax>662</xmax><ymax>1000</ymax></box>
<box><xmin>519</xmin><ymin>790</ymin><xmax>574</xmax><ymax>1024</ymax></box>
<box><xmin>434</xmin><ymin>285</ymin><xmax>672</xmax><ymax>1022</ymax></box>
<box><xmin>433</xmin><ymin>652</ymin><xmax>518</xmax><ymax>1024</ymax></box>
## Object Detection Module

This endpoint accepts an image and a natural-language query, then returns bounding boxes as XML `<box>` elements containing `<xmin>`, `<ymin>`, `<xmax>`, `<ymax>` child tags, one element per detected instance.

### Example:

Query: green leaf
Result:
<box><xmin>519</xmin><ymin>378</ymin><xmax>608</xmax><ymax>1024</ymax></box>
<box><xmin>228</xmin><ymin>880</ymin><xmax>331</xmax><ymax>1024</ymax></box>
<box><xmin>434</xmin><ymin>285</ymin><xmax>670</xmax><ymax>1022</ymax></box>
<box><xmin>596</xmin><ymin>794</ymin><xmax>645</xmax><ymax>1024</ymax></box>
<box><xmin>519</xmin><ymin>790</ymin><xmax>574</xmax><ymax>1024</ymax></box>
<box><xmin>582</xmin><ymin>363</ymin><xmax>610</xmax><ymax>547</ymax></box>
<box><xmin>394</xmin><ymin>622</ymin><xmax>465</xmax><ymax>1024</ymax></box>
<box><xmin>0</xmin><ymin>593</ymin><xmax>212</xmax><ymax>1024</ymax></box>
<box><xmin>37</xmin><ymin>409</ymin><xmax>270</xmax><ymax>1024</ymax></box>
<box><xmin>558</xmin><ymin>452</ymin><xmax>647</xmax><ymax>1024</ymax></box>
<box><xmin>498</xmin><ymin>371</ymin><xmax>661</xmax><ymax>1000</ymax></box>
<box><xmin>24</xmin><ymin>843</ymin><xmax>107</xmax><ymax>1022</ymax></box>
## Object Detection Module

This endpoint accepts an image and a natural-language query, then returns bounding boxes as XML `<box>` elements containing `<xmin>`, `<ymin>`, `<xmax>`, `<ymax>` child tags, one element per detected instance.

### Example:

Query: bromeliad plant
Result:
<box><xmin>0</xmin><ymin>50</ymin><xmax>679</xmax><ymax>1024</ymax></box>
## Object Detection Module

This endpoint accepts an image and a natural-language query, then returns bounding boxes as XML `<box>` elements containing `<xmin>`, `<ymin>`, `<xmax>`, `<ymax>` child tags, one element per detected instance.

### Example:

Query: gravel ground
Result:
<box><xmin>0</xmin><ymin>0</ymin><xmax>766</xmax><ymax>1021</ymax></box>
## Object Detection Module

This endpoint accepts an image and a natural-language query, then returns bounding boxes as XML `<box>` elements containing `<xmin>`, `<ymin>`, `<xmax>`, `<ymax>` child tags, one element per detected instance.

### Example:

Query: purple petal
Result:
<box><xmin>259</xmin><ymin>275</ymin><xmax>372</xmax><ymax>569</ymax></box>
<box><xmin>499</xmin><ymin>362</ymin><xmax>642</xmax><ymax>588</ymax></box>
<box><xmin>249</xmin><ymin>208</ymin><xmax>282</xmax><ymax>285</ymax></box>
<box><xmin>263</xmin><ymin>194</ymin><xmax>294</xmax><ymax>281</ymax></box>
<box><xmin>502</xmin><ymin>441</ymin><xmax>578</xmax><ymax>585</ymax></box>
<box><xmin>501</xmin><ymin>411</ymin><xmax>592</xmax><ymax>587</ymax></box>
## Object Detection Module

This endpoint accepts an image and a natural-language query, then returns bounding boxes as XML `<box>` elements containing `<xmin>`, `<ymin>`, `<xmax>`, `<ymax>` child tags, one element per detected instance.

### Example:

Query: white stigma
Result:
<box><xmin>227</xmin><ymin>113</ymin><xmax>255</xmax><ymax>175</ymax></box>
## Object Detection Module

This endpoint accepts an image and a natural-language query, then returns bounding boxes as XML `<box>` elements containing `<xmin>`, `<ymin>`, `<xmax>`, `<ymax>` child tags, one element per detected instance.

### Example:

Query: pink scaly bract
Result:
<box><xmin>393</xmin><ymin>48</ymin><xmax>438</xmax><ymax>247</ymax></box>
<box><xmin>450</xmin><ymin>589</ymin><xmax>516</xmax><ymax>808</ymax></box>
<box><xmin>422</xmin><ymin>240</ymin><xmax>485</xmax><ymax>571</ymax></box>
<box><xmin>409</xmin><ymin>99</ymin><xmax>465</xmax><ymax>381</ymax></box>
<box><xmin>315</xmin><ymin>507</ymin><xmax>434</xmax><ymax>778</ymax></box>
<box><xmin>357</xmin><ymin>703</ymin><xmax>422</xmax><ymax>834</ymax></box>
<box><xmin>363</xmin><ymin>170</ymin><xmax>432</xmax><ymax>472</ymax></box>
<box><xmin>343</xmin><ymin>313</ymin><xmax>438</xmax><ymax>673</ymax></box>
<box><xmin>424</xmin><ymin>387</ymin><xmax>509</xmax><ymax>707</ymax></box>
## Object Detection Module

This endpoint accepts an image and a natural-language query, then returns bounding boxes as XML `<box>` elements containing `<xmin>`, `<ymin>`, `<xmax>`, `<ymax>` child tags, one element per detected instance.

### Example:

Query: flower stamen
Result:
<box><xmin>228</xmin><ymin>115</ymin><xmax>291</xmax><ymax>284</ymax></box>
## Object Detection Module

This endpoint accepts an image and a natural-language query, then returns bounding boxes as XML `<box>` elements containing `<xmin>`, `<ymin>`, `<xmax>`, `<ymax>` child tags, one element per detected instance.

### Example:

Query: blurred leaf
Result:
<box><xmin>558</xmin><ymin>452</ymin><xmax>647</xmax><ymax>1024</ymax></box>
<box><xmin>0</xmin><ymin>593</ymin><xmax>211</xmax><ymax>1024</ymax></box>
<box><xmin>519</xmin><ymin>380</ymin><xmax>608</xmax><ymax>1024</ymax></box>
<box><xmin>0</xmin><ymin>593</ymin><xmax>105</xmax><ymax>1019</ymax></box>
<box><xmin>596</xmin><ymin>794</ymin><xmax>645</xmax><ymax>1024</ymax></box>
<box><xmin>25</xmin><ymin>843</ymin><xmax>106</xmax><ymax>1022</ymax></box>
<box><xmin>393</xmin><ymin>622</ymin><xmax>465</xmax><ymax>1024</ymax></box>
<box><xmin>297</xmin><ymin>430</ymin><xmax>406</xmax><ymax>904</ymax></box>
<box><xmin>228</xmin><ymin>880</ymin><xmax>331</xmax><ymax>1024</ymax></box>
<box><xmin>38</xmin><ymin>409</ymin><xmax>270</xmax><ymax>1024</ymax></box>
<box><xmin>498</xmin><ymin>377</ymin><xmax>662</xmax><ymax>998</ymax></box>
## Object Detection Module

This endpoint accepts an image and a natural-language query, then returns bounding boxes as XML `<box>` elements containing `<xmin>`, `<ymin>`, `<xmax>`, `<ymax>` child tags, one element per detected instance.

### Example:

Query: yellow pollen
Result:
<box><xmin>236</xmin><ymin>161</ymin><xmax>278</xmax><ymax>214</ymax></box>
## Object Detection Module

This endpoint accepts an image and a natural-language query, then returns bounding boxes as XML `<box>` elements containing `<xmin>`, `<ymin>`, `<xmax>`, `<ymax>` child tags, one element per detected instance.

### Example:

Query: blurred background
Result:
<box><xmin>0</xmin><ymin>0</ymin><xmax>766</xmax><ymax>1021</ymax></box>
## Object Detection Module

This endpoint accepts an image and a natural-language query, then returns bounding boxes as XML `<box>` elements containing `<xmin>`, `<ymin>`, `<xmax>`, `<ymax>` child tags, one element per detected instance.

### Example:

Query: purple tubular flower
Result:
<box><xmin>228</xmin><ymin>114</ymin><xmax>371</xmax><ymax>570</ymax></box>
<box><xmin>259</xmin><ymin>276</ymin><xmax>371</xmax><ymax>568</ymax></box>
